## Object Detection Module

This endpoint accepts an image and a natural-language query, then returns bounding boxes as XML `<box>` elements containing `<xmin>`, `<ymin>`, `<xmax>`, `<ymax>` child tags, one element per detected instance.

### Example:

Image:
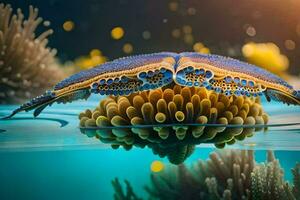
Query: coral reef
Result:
<box><xmin>0</xmin><ymin>4</ymin><xmax>65</xmax><ymax>104</ymax></box>
<box><xmin>79</xmin><ymin>85</ymin><xmax>268</xmax><ymax>164</ymax></box>
<box><xmin>113</xmin><ymin>150</ymin><xmax>300</xmax><ymax>200</ymax></box>
<box><xmin>251</xmin><ymin>152</ymin><xmax>295</xmax><ymax>200</ymax></box>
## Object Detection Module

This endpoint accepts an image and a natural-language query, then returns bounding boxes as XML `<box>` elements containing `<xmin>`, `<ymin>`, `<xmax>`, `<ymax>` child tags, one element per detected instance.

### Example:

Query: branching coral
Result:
<box><xmin>251</xmin><ymin>153</ymin><xmax>295</xmax><ymax>200</ymax></box>
<box><xmin>292</xmin><ymin>163</ymin><xmax>300</xmax><ymax>199</ymax></box>
<box><xmin>0</xmin><ymin>4</ymin><xmax>65</xmax><ymax>104</ymax></box>
<box><xmin>79</xmin><ymin>85</ymin><xmax>268</xmax><ymax>163</ymax></box>
<box><xmin>113</xmin><ymin>150</ymin><xmax>300</xmax><ymax>200</ymax></box>
<box><xmin>145</xmin><ymin>150</ymin><xmax>255</xmax><ymax>200</ymax></box>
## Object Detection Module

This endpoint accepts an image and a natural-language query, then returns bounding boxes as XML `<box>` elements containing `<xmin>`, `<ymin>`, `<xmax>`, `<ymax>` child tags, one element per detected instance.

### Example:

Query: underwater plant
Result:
<box><xmin>79</xmin><ymin>85</ymin><xmax>268</xmax><ymax>164</ymax></box>
<box><xmin>0</xmin><ymin>4</ymin><xmax>65</xmax><ymax>104</ymax></box>
<box><xmin>112</xmin><ymin>150</ymin><xmax>300</xmax><ymax>200</ymax></box>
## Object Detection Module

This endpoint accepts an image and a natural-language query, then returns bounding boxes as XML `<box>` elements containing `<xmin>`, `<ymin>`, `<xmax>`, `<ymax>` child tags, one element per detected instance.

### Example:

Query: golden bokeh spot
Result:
<box><xmin>199</xmin><ymin>47</ymin><xmax>210</xmax><ymax>54</ymax></box>
<box><xmin>242</xmin><ymin>42</ymin><xmax>289</xmax><ymax>76</ymax></box>
<box><xmin>184</xmin><ymin>34</ymin><xmax>194</xmax><ymax>45</ymax></box>
<box><xmin>169</xmin><ymin>2</ymin><xmax>178</xmax><ymax>11</ymax></box>
<box><xmin>74</xmin><ymin>49</ymin><xmax>108</xmax><ymax>70</ymax></box>
<box><xmin>151</xmin><ymin>161</ymin><xmax>164</xmax><ymax>173</ymax></box>
<box><xmin>123</xmin><ymin>43</ymin><xmax>133</xmax><ymax>54</ymax></box>
<box><xmin>193</xmin><ymin>42</ymin><xmax>204</xmax><ymax>52</ymax></box>
<box><xmin>284</xmin><ymin>40</ymin><xmax>296</xmax><ymax>50</ymax></box>
<box><xmin>172</xmin><ymin>29</ymin><xmax>181</xmax><ymax>38</ymax></box>
<box><xmin>183</xmin><ymin>25</ymin><xmax>192</xmax><ymax>34</ymax></box>
<box><xmin>193</xmin><ymin>42</ymin><xmax>210</xmax><ymax>54</ymax></box>
<box><xmin>63</xmin><ymin>21</ymin><xmax>75</xmax><ymax>32</ymax></box>
<box><xmin>90</xmin><ymin>49</ymin><xmax>102</xmax><ymax>57</ymax></box>
<box><xmin>111</xmin><ymin>27</ymin><xmax>124</xmax><ymax>40</ymax></box>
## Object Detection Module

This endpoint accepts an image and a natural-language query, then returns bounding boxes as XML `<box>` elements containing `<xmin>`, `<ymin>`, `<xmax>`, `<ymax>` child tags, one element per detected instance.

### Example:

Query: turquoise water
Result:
<box><xmin>0</xmin><ymin>96</ymin><xmax>300</xmax><ymax>199</ymax></box>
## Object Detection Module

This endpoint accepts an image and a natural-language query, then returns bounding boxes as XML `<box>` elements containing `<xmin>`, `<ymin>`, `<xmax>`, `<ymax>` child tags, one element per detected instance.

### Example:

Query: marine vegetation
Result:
<box><xmin>4</xmin><ymin>52</ymin><xmax>300</xmax><ymax>118</ymax></box>
<box><xmin>0</xmin><ymin>4</ymin><xmax>65</xmax><ymax>104</ymax></box>
<box><xmin>79</xmin><ymin>85</ymin><xmax>268</xmax><ymax>164</ymax></box>
<box><xmin>112</xmin><ymin>150</ymin><xmax>300</xmax><ymax>200</ymax></box>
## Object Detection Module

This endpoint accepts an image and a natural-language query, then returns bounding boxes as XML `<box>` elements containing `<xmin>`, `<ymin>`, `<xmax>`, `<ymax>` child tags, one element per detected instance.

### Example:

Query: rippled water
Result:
<box><xmin>0</xmin><ymin>96</ymin><xmax>299</xmax><ymax>199</ymax></box>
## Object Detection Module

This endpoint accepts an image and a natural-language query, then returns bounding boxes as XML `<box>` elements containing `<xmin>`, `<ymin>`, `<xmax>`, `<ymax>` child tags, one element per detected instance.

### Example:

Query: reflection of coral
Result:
<box><xmin>79</xmin><ymin>85</ymin><xmax>269</xmax><ymax>164</ymax></box>
<box><xmin>0</xmin><ymin>4</ymin><xmax>65</xmax><ymax>104</ymax></box>
<box><xmin>79</xmin><ymin>85</ymin><xmax>268</xmax><ymax>147</ymax></box>
<box><xmin>113</xmin><ymin>150</ymin><xmax>300</xmax><ymax>200</ymax></box>
<box><xmin>242</xmin><ymin>42</ymin><xmax>289</xmax><ymax>77</ymax></box>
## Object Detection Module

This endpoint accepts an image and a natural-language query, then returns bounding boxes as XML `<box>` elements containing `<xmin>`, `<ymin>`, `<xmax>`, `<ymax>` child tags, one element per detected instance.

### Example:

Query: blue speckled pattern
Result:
<box><xmin>54</xmin><ymin>52</ymin><xmax>177</xmax><ymax>90</ymax></box>
<box><xmin>180</xmin><ymin>52</ymin><xmax>293</xmax><ymax>89</ymax></box>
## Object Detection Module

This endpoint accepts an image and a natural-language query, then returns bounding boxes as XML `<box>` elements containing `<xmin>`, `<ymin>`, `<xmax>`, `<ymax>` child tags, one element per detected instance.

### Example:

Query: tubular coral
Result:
<box><xmin>80</xmin><ymin>85</ymin><xmax>268</xmax><ymax>143</ymax></box>
<box><xmin>0</xmin><ymin>4</ymin><xmax>65</xmax><ymax>104</ymax></box>
<box><xmin>79</xmin><ymin>85</ymin><xmax>269</xmax><ymax>164</ymax></box>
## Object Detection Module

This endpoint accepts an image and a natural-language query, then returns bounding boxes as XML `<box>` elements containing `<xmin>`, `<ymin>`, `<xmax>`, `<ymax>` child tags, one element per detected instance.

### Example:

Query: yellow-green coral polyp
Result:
<box><xmin>79</xmin><ymin>85</ymin><xmax>268</xmax><ymax>145</ymax></box>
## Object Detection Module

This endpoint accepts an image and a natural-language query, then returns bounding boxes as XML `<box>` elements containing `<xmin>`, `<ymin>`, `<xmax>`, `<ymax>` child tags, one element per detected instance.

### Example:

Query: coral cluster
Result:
<box><xmin>0</xmin><ymin>4</ymin><xmax>65</xmax><ymax>104</ymax></box>
<box><xmin>79</xmin><ymin>85</ymin><xmax>268</xmax><ymax>163</ymax></box>
<box><xmin>112</xmin><ymin>150</ymin><xmax>300</xmax><ymax>200</ymax></box>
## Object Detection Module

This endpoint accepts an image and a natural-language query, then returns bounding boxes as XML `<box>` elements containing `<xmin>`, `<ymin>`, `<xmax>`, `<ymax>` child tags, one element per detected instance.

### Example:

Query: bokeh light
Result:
<box><xmin>182</xmin><ymin>25</ymin><xmax>192</xmax><ymax>34</ymax></box>
<box><xmin>183</xmin><ymin>34</ymin><xmax>194</xmax><ymax>45</ymax></box>
<box><xmin>43</xmin><ymin>21</ymin><xmax>50</xmax><ymax>27</ymax></box>
<box><xmin>172</xmin><ymin>29</ymin><xmax>181</xmax><ymax>38</ymax></box>
<box><xmin>150</xmin><ymin>160</ymin><xmax>164</xmax><ymax>173</ymax></box>
<box><xmin>246</xmin><ymin>26</ymin><xmax>256</xmax><ymax>37</ymax></box>
<box><xmin>142</xmin><ymin>31</ymin><xmax>151</xmax><ymax>40</ymax></box>
<box><xmin>168</xmin><ymin>2</ymin><xmax>178</xmax><ymax>12</ymax></box>
<box><xmin>242</xmin><ymin>42</ymin><xmax>289</xmax><ymax>76</ymax></box>
<box><xmin>193</xmin><ymin>42</ymin><xmax>210</xmax><ymax>54</ymax></box>
<box><xmin>63</xmin><ymin>20</ymin><xmax>75</xmax><ymax>32</ymax></box>
<box><xmin>284</xmin><ymin>40</ymin><xmax>296</xmax><ymax>50</ymax></box>
<box><xmin>111</xmin><ymin>27</ymin><xmax>124</xmax><ymax>40</ymax></box>
<box><xmin>187</xmin><ymin>7</ymin><xmax>196</xmax><ymax>15</ymax></box>
<box><xmin>123</xmin><ymin>43</ymin><xmax>133</xmax><ymax>54</ymax></box>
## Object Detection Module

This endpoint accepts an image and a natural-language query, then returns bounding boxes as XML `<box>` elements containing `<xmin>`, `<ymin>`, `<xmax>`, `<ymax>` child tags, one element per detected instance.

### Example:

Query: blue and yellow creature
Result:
<box><xmin>4</xmin><ymin>52</ymin><xmax>300</xmax><ymax>118</ymax></box>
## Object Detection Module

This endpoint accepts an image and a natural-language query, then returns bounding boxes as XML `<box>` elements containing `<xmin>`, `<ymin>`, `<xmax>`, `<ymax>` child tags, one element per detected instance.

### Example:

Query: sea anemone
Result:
<box><xmin>112</xmin><ymin>150</ymin><xmax>300</xmax><ymax>200</ymax></box>
<box><xmin>0</xmin><ymin>4</ymin><xmax>65</xmax><ymax>104</ymax></box>
<box><xmin>79</xmin><ymin>85</ymin><xmax>268</xmax><ymax>164</ymax></box>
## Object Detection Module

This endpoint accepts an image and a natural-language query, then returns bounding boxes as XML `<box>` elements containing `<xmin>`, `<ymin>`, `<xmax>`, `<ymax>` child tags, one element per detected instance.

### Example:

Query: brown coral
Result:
<box><xmin>0</xmin><ymin>4</ymin><xmax>65</xmax><ymax>104</ymax></box>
